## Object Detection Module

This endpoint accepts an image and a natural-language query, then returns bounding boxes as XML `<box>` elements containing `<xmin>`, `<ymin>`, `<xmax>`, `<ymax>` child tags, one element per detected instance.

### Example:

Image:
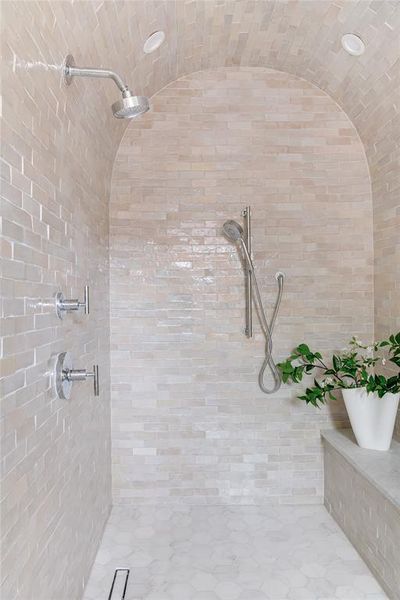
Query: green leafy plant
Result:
<box><xmin>277</xmin><ymin>333</ymin><xmax>400</xmax><ymax>407</ymax></box>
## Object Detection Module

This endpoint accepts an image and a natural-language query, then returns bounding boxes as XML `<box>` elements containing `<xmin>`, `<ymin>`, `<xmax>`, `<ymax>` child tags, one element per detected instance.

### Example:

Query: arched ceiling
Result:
<box><xmin>13</xmin><ymin>0</ymin><xmax>397</xmax><ymax>166</ymax></box>
<box><xmin>93</xmin><ymin>0</ymin><xmax>400</xmax><ymax>159</ymax></box>
<box><xmin>174</xmin><ymin>0</ymin><xmax>400</xmax><ymax>145</ymax></box>
<box><xmin>40</xmin><ymin>0</ymin><xmax>400</xmax><ymax>160</ymax></box>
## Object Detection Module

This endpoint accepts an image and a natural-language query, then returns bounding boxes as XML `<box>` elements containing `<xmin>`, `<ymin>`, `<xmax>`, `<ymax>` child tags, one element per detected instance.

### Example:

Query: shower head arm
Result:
<box><xmin>63</xmin><ymin>56</ymin><xmax>129</xmax><ymax>93</ymax></box>
<box><xmin>66</xmin><ymin>66</ymin><xmax>129</xmax><ymax>93</ymax></box>
<box><xmin>62</xmin><ymin>55</ymin><xmax>149</xmax><ymax>120</ymax></box>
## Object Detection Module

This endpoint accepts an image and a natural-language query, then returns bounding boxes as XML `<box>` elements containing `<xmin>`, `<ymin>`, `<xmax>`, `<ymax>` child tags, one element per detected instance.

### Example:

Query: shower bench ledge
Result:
<box><xmin>321</xmin><ymin>428</ymin><xmax>400</xmax><ymax>508</ymax></box>
<box><xmin>321</xmin><ymin>428</ymin><xmax>400</xmax><ymax>600</ymax></box>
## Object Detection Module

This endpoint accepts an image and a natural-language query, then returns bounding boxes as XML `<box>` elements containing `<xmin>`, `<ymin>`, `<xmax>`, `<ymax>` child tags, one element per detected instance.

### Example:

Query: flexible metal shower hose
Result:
<box><xmin>250</xmin><ymin>267</ymin><xmax>284</xmax><ymax>394</ymax></box>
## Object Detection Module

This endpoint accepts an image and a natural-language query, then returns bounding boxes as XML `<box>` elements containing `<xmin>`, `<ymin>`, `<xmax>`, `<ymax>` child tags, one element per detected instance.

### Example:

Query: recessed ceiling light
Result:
<box><xmin>143</xmin><ymin>31</ymin><xmax>165</xmax><ymax>54</ymax></box>
<box><xmin>341</xmin><ymin>33</ymin><xmax>365</xmax><ymax>56</ymax></box>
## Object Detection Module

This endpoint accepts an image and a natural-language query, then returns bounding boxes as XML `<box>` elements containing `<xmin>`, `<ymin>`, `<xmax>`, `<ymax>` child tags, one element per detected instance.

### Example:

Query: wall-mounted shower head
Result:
<box><xmin>112</xmin><ymin>92</ymin><xmax>149</xmax><ymax>119</ymax></box>
<box><xmin>222</xmin><ymin>220</ymin><xmax>244</xmax><ymax>242</ymax></box>
<box><xmin>63</xmin><ymin>54</ymin><xmax>149</xmax><ymax>120</ymax></box>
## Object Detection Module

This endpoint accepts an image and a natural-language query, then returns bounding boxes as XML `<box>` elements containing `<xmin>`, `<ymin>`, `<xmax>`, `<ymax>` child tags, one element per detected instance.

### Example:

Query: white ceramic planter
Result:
<box><xmin>342</xmin><ymin>388</ymin><xmax>400</xmax><ymax>451</ymax></box>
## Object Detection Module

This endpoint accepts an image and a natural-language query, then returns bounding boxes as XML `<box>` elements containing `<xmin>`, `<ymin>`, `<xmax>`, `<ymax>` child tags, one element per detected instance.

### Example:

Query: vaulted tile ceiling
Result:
<box><xmin>122</xmin><ymin>0</ymin><xmax>400</xmax><ymax>155</ymax></box>
<box><xmin>20</xmin><ymin>0</ymin><xmax>397</xmax><ymax>160</ymax></box>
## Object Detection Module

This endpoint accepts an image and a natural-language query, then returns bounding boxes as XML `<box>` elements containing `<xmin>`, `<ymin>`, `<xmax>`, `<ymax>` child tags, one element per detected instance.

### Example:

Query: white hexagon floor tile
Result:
<box><xmin>82</xmin><ymin>506</ymin><xmax>387</xmax><ymax>600</ymax></box>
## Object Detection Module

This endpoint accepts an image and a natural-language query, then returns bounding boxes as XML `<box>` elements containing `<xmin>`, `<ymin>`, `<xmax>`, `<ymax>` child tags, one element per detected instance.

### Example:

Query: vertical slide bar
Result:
<box><xmin>243</xmin><ymin>206</ymin><xmax>252</xmax><ymax>338</ymax></box>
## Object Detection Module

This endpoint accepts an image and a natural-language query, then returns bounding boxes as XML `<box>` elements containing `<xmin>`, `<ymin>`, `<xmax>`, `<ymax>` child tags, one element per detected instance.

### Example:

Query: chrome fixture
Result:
<box><xmin>53</xmin><ymin>352</ymin><xmax>99</xmax><ymax>400</ymax></box>
<box><xmin>242</xmin><ymin>207</ymin><xmax>252</xmax><ymax>337</ymax></box>
<box><xmin>107</xmin><ymin>568</ymin><xmax>130</xmax><ymax>600</ymax></box>
<box><xmin>55</xmin><ymin>285</ymin><xmax>89</xmax><ymax>319</ymax></box>
<box><xmin>63</xmin><ymin>54</ymin><xmax>149</xmax><ymax>119</ymax></box>
<box><xmin>223</xmin><ymin>212</ymin><xmax>253</xmax><ymax>337</ymax></box>
<box><xmin>223</xmin><ymin>209</ymin><xmax>285</xmax><ymax>394</ymax></box>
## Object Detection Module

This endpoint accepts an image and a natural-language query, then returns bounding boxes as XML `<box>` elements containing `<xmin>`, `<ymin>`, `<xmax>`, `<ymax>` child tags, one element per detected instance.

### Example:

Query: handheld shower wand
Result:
<box><xmin>222</xmin><ymin>219</ymin><xmax>284</xmax><ymax>394</ymax></box>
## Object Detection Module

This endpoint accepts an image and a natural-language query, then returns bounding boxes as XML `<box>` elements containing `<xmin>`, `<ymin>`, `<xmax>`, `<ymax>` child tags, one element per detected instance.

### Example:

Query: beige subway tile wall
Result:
<box><xmin>110</xmin><ymin>67</ymin><xmax>374</xmax><ymax>506</ymax></box>
<box><xmin>0</xmin><ymin>2</ymin><xmax>112</xmax><ymax>598</ymax></box>
<box><xmin>173</xmin><ymin>0</ymin><xmax>400</xmax><ymax>366</ymax></box>
<box><xmin>1</xmin><ymin>1</ymin><xmax>399</xmax><ymax>597</ymax></box>
<box><xmin>174</xmin><ymin>0</ymin><xmax>400</xmax><ymax>433</ymax></box>
<box><xmin>0</xmin><ymin>1</ymin><xmax>176</xmax><ymax>598</ymax></box>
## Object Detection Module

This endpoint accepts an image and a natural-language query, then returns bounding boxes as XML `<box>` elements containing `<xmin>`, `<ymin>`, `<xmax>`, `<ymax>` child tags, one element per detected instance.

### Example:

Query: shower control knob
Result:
<box><xmin>52</xmin><ymin>352</ymin><xmax>99</xmax><ymax>399</ymax></box>
<box><xmin>55</xmin><ymin>286</ymin><xmax>89</xmax><ymax>319</ymax></box>
<box><xmin>88</xmin><ymin>365</ymin><xmax>100</xmax><ymax>397</ymax></box>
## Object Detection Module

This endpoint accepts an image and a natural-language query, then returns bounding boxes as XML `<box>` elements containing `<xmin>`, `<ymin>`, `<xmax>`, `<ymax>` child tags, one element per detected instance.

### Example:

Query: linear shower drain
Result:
<box><xmin>107</xmin><ymin>568</ymin><xmax>130</xmax><ymax>600</ymax></box>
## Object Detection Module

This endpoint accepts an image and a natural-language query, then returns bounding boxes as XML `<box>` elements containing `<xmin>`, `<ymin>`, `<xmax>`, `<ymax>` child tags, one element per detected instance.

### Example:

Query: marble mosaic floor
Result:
<box><xmin>83</xmin><ymin>505</ymin><xmax>386</xmax><ymax>600</ymax></box>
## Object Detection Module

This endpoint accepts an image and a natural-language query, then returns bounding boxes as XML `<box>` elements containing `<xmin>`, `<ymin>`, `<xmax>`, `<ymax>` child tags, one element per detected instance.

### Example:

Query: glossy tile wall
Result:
<box><xmin>172</xmin><ymin>0</ymin><xmax>400</xmax><ymax>377</ymax></box>
<box><xmin>0</xmin><ymin>1</ymin><xmax>177</xmax><ymax>597</ymax></box>
<box><xmin>1</xmin><ymin>2</ymin><xmax>111</xmax><ymax>598</ymax></box>
<box><xmin>110</xmin><ymin>67</ymin><xmax>374</xmax><ymax>506</ymax></box>
<box><xmin>2</xmin><ymin>4</ymin><xmax>128</xmax><ymax>600</ymax></box>
<box><xmin>1</xmin><ymin>1</ymin><xmax>399</xmax><ymax>597</ymax></box>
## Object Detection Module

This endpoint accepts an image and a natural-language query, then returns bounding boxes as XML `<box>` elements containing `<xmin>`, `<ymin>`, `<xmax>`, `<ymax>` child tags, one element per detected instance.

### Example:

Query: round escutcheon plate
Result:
<box><xmin>54</xmin><ymin>351</ymin><xmax>73</xmax><ymax>400</ymax></box>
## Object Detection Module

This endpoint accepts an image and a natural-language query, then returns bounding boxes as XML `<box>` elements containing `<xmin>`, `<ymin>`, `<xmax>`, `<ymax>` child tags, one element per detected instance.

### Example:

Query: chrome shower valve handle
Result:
<box><xmin>64</xmin><ymin>364</ymin><xmax>99</xmax><ymax>396</ymax></box>
<box><xmin>53</xmin><ymin>352</ymin><xmax>99</xmax><ymax>399</ymax></box>
<box><xmin>55</xmin><ymin>286</ymin><xmax>89</xmax><ymax>319</ymax></box>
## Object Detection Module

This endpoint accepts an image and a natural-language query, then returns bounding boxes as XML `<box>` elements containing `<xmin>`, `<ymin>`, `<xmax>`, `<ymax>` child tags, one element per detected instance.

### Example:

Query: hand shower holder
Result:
<box><xmin>53</xmin><ymin>352</ymin><xmax>99</xmax><ymax>400</ymax></box>
<box><xmin>242</xmin><ymin>206</ymin><xmax>252</xmax><ymax>338</ymax></box>
<box><xmin>55</xmin><ymin>286</ymin><xmax>89</xmax><ymax>319</ymax></box>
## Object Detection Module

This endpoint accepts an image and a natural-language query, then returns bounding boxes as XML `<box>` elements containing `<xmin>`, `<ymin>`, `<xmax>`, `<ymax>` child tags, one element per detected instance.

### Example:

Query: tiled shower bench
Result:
<box><xmin>322</xmin><ymin>429</ymin><xmax>400</xmax><ymax>600</ymax></box>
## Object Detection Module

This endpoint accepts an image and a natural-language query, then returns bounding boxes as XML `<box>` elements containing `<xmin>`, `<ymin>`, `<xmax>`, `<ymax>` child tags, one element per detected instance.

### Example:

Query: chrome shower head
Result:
<box><xmin>112</xmin><ymin>91</ymin><xmax>149</xmax><ymax>119</ymax></box>
<box><xmin>63</xmin><ymin>54</ymin><xmax>150</xmax><ymax>120</ymax></box>
<box><xmin>223</xmin><ymin>220</ymin><xmax>244</xmax><ymax>242</ymax></box>
<box><xmin>223</xmin><ymin>219</ymin><xmax>254</xmax><ymax>272</ymax></box>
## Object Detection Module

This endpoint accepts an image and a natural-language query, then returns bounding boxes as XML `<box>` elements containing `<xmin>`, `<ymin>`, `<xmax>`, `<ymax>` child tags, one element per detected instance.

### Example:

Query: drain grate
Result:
<box><xmin>107</xmin><ymin>568</ymin><xmax>130</xmax><ymax>600</ymax></box>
